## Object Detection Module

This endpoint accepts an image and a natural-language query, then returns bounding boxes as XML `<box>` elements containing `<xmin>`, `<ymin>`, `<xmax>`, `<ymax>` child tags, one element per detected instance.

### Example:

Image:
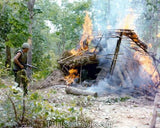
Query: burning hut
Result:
<box><xmin>58</xmin><ymin>13</ymin><xmax>160</xmax><ymax>96</ymax></box>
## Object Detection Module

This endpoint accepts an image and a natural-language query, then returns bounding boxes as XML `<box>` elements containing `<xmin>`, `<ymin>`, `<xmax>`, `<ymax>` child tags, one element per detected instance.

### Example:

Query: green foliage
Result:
<box><xmin>145</xmin><ymin>0</ymin><xmax>160</xmax><ymax>12</ymax></box>
<box><xmin>43</xmin><ymin>0</ymin><xmax>91</xmax><ymax>54</ymax></box>
<box><xmin>33</xmin><ymin>50</ymin><xmax>59</xmax><ymax>79</ymax></box>
<box><xmin>0</xmin><ymin>3</ymin><xmax>11</xmax><ymax>42</ymax></box>
<box><xmin>0</xmin><ymin>87</ymin><xmax>92</xmax><ymax>128</ymax></box>
<box><xmin>70</xmin><ymin>96</ymin><xmax>94</xmax><ymax>107</ymax></box>
<box><xmin>49</xmin><ymin>89</ymin><xmax>57</xmax><ymax>94</ymax></box>
<box><xmin>136</xmin><ymin>0</ymin><xmax>160</xmax><ymax>50</ymax></box>
<box><xmin>0</xmin><ymin>77</ymin><xmax>7</xmax><ymax>89</ymax></box>
<box><xmin>0</xmin><ymin>1</ymin><xmax>30</xmax><ymax>47</ymax></box>
<box><xmin>105</xmin><ymin>96</ymin><xmax>130</xmax><ymax>104</ymax></box>
<box><xmin>0</xmin><ymin>61</ymin><xmax>10</xmax><ymax>78</ymax></box>
<box><xmin>0</xmin><ymin>83</ymin><xmax>6</xmax><ymax>89</ymax></box>
<box><xmin>0</xmin><ymin>0</ymin><xmax>92</xmax><ymax>80</ymax></box>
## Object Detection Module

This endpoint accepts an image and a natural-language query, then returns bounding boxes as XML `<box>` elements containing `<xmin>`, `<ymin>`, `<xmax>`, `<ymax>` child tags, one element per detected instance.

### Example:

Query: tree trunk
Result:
<box><xmin>65</xmin><ymin>86</ymin><xmax>98</xmax><ymax>97</ymax></box>
<box><xmin>27</xmin><ymin>0</ymin><xmax>36</xmax><ymax>78</ymax></box>
<box><xmin>2</xmin><ymin>1</ymin><xmax>11</xmax><ymax>69</ymax></box>
<box><xmin>5</xmin><ymin>45</ymin><xmax>11</xmax><ymax>68</ymax></box>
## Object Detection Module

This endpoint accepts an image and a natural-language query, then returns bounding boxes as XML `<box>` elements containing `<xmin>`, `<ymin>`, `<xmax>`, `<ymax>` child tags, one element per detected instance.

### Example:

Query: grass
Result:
<box><xmin>105</xmin><ymin>96</ymin><xmax>130</xmax><ymax>104</ymax></box>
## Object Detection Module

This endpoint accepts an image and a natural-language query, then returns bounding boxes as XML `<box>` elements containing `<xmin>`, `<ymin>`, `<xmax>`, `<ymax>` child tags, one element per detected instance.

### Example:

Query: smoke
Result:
<box><xmin>91</xmin><ymin>0</ymin><xmax>142</xmax><ymax>31</ymax></box>
<box><xmin>87</xmin><ymin>78</ymin><xmax>136</xmax><ymax>96</ymax></box>
<box><xmin>87</xmin><ymin>0</ymin><xmax>157</xmax><ymax>96</ymax></box>
<box><xmin>91</xmin><ymin>0</ymin><xmax>144</xmax><ymax>54</ymax></box>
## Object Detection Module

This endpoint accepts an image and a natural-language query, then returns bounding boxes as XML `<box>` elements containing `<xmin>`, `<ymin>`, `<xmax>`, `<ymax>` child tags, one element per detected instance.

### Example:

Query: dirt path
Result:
<box><xmin>37</xmin><ymin>85</ymin><xmax>156</xmax><ymax>128</ymax></box>
<box><xmin>0</xmin><ymin>76</ymin><xmax>157</xmax><ymax>128</ymax></box>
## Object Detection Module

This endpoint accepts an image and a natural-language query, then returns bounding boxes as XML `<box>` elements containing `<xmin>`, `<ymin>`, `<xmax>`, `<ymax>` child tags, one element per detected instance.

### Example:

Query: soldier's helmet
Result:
<box><xmin>22</xmin><ymin>43</ymin><xmax>30</xmax><ymax>49</ymax></box>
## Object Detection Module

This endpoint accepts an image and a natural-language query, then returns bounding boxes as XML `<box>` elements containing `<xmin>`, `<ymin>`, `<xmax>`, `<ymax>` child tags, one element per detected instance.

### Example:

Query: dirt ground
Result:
<box><xmin>37</xmin><ymin>85</ymin><xmax>159</xmax><ymax>128</ymax></box>
<box><xmin>1</xmin><ymin>75</ymin><xmax>159</xmax><ymax>128</ymax></box>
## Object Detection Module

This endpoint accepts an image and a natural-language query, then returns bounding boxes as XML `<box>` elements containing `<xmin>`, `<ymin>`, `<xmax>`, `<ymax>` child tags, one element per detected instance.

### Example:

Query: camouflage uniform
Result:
<box><xmin>13</xmin><ymin>50</ymin><xmax>28</xmax><ymax>95</ymax></box>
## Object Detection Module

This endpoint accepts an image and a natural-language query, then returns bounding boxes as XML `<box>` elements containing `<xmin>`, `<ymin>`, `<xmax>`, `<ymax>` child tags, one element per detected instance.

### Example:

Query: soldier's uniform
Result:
<box><xmin>13</xmin><ymin>48</ymin><xmax>29</xmax><ymax>95</ymax></box>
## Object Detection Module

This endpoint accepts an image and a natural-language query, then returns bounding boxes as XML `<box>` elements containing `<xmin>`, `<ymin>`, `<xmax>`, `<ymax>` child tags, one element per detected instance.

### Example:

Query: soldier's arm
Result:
<box><xmin>14</xmin><ymin>53</ymin><xmax>24</xmax><ymax>69</ymax></box>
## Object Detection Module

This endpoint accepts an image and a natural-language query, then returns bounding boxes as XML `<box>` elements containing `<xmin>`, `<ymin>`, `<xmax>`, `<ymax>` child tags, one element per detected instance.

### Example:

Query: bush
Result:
<box><xmin>0</xmin><ymin>86</ymin><xmax>92</xmax><ymax>128</ymax></box>
<box><xmin>33</xmin><ymin>51</ymin><xmax>59</xmax><ymax>80</ymax></box>
<box><xmin>0</xmin><ymin>61</ymin><xmax>11</xmax><ymax>78</ymax></box>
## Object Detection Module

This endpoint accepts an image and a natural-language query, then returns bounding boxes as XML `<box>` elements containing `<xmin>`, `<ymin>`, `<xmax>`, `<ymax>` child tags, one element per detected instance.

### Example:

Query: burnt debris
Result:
<box><xmin>57</xmin><ymin>29</ymin><xmax>160</xmax><ymax>96</ymax></box>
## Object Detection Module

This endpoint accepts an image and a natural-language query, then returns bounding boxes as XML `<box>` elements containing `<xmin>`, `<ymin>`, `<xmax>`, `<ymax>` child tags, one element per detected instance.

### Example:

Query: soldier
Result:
<box><xmin>13</xmin><ymin>43</ymin><xmax>30</xmax><ymax>96</ymax></box>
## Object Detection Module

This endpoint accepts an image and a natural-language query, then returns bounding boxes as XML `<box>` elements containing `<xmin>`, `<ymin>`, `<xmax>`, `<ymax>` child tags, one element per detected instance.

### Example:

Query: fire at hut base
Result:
<box><xmin>58</xmin><ymin>28</ymin><xmax>160</xmax><ymax>97</ymax></box>
<box><xmin>56</xmin><ymin>8</ymin><xmax>160</xmax><ymax>97</ymax></box>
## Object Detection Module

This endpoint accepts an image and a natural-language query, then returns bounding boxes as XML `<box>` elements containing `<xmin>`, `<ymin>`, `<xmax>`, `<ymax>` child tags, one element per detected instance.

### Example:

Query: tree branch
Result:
<box><xmin>21</xmin><ymin>97</ymin><xmax>26</xmax><ymax>123</ymax></box>
<box><xmin>6</xmin><ymin>94</ymin><xmax>20</xmax><ymax>125</ymax></box>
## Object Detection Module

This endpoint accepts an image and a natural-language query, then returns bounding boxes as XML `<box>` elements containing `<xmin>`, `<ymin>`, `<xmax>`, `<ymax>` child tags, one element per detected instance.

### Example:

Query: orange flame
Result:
<box><xmin>107</xmin><ymin>25</ymin><xmax>112</xmax><ymax>29</ymax></box>
<box><xmin>65</xmin><ymin>69</ymin><xmax>79</xmax><ymax>85</ymax></box>
<box><xmin>120</xmin><ymin>9</ymin><xmax>137</xmax><ymax>29</ymax></box>
<box><xmin>123</xmin><ymin>10</ymin><xmax>159</xmax><ymax>86</ymax></box>
<box><xmin>134</xmin><ymin>50</ymin><xmax>159</xmax><ymax>84</ymax></box>
<box><xmin>80</xmin><ymin>12</ymin><xmax>93</xmax><ymax>50</ymax></box>
<box><xmin>70</xmin><ymin>12</ymin><xmax>93</xmax><ymax>55</ymax></box>
<box><xmin>157</xmin><ymin>33</ymin><xmax>160</xmax><ymax>38</ymax></box>
<box><xmin>66</xmin><ymin>12</ymin><xmax>94</xmax><ymax>84</ymax></box>
<box><xmin>148</xmin><ymin>43</ymin><xmax>152</xmax><ymax>49</ymax></box>
<box><xmin>70</xmin><ymin>49</ymin><xmax>79</xmax><ymax>55</ymax></box>
<box><xmin>89</xmin><ymin>48</ymin><xmax>96</xmax><ymax>53</ymax></box>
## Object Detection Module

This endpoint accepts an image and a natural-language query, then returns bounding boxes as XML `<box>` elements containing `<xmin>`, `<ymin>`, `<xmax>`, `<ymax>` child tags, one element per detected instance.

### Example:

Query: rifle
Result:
<box><xmin>25</xmin><ymin>64</ymin><xmax>38</xmax><ymax>69</ymax></box>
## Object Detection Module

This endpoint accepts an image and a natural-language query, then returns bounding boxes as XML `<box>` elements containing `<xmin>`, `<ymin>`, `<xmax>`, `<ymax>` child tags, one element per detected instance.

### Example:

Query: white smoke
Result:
<box><xmin>91</xmin><ymin>0</ymin><xmax>145</xmax><ymax>31</ymax></box>
<box><xmin>87</xmin><ymin>0</ymin><xmax>152</xmax><ymax>95</ymax></box>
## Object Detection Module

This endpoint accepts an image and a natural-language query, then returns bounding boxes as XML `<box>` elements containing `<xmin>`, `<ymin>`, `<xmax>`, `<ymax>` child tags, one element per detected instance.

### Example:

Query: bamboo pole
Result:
<box><xmin>110</xmin><ymin>32</ymin><xmax>123</xmax><ymax>75</ymax></box>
